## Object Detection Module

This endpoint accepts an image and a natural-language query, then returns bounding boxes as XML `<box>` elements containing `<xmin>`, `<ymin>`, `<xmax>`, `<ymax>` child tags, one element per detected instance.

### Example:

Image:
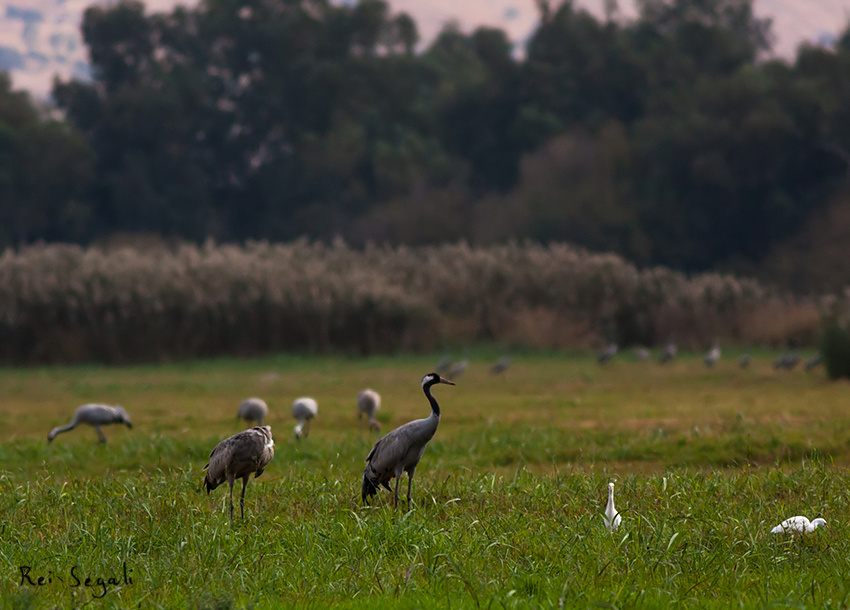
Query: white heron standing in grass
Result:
<box><xmin>237</xmin><ymin>397</ymin><xmax>268</xmax><ymax>426</ymax></box>
<box><xmin>292</xmin><ymin>397</ymin><xmax>318</xmax><ymax>439</ymax></box>
<box><xmin>362</xmin><ymin>372</ymin><xmax>454</xmax><ymax>509</ymax></box>
<box><xmin>771</xmin><ymin>516</ymin><xmax>827</xmax><ymax>535</ymax></box>
<box><xmin>203</xmin><ymin>426</ymin><xmax>275</xmax><ymax>520</ymax></box>
<box><xmin>603</xmin><ymin>482</ymin><xmax>622</xmax><ymax>531</ymax></box>
<box><xmin>357</xmin><ymin>389</ymin><xmax>381</xmax><ymax>432</ymax></box>
<box><xmin>47</xmin><ymin>404</ymin><xmax>133</xmax><ymax>444</ymax></box>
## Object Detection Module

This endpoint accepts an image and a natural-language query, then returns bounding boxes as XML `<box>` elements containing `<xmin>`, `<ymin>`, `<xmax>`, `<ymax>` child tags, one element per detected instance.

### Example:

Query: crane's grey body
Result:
<box><xmin>739</xmin><ymin>353</ymin><xmax>751</xmax><ymax>368</ymax></box>
<box><xmin>598</xmin><ymin>343</ymin><xmax>618</xmax><ymax>364</ymax></box>
<box><xmin>704</xmin><ymin>343</ymin><xmax>721</xmax><ymax>367</ymax></box>
<box><xmin>203</xmin><ymin>425</ymin><xmax>274</xmax><ymax>520</ymax></box>
<box><xmin>362</xmin><ymin>373</ymin><xmax>454</xmax><ymax>508</ymax></box>
<box><xmin>237</xmin><ymin>397</ymin><xmax>268</xmax><ymax>426</ymax></box>
<box><xmin>292</xmin><ymin>397</ymin><xmax>318</xmax><ymax>439</ymax></box>
<box><xmin>774</xmin><ymin>351</ymin><xmax>800</xmax><ymax>370</ymax></box>
<box><xmin>805</xmin><ymin>353</ymin><xmax>823</xmax><ymax>371</ymax></box>
<box><xmin>357</xmin><ymin>389</ymin><xmax>382</xmax><ymax>432</ymax></box>
<box><xmin>47</xmin><ymin>404</ymin><xmax>133</xmax><ymax>444</ymax></box>
<box><xmin>633</xmin><ymin>347</ymin><xmax>651</xmax><ymax>361</ymax></box>
<box><xmin>447</xmin><ymin>359</ymin><xmax>468</xmax><ymax>378</ymax></box>
<box><xmin>491</xmin><ymin>356</ymin><xmax>511</xmax><ymax>375</ymax></box>
<box><xmin>658</xmin><ymin>341</ymin><xmax>677</xmax><ymax>364</ymax></box>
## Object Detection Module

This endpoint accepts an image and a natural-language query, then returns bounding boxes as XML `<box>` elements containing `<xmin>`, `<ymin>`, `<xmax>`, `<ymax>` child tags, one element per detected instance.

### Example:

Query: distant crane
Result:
<box><xmin>435</xmin><ymin>355</ymin><xmax>453</xmax><ymax>375</ymax></box>
<box><xmin>203</xmin><ymin>425</ymin><xmax>275</xmax><ymax>520</ymax></box>
<box><xmin>658</xmin><ymin>341</ymin><xmax>677</xmax><ymax>364</ymax></box>
<box><xmin>597</xmin><ymin>343</ymin><xmax>618</xmax><ymax>364</ymax></box>
<box><xmin>739</xmin><ymin>353</ymin><xmax>751</xmax><ymax>368</ymax></box>
<box><xmin>47</xmin><ymin>404</ymin><xmax>133</xmax><ymax>444</ymax></box>
<box><xmin>704</xmin><ymin>343</ymin><xmax>721</xmax><ymax>368</ymax></box>
<box><xmin>633</xmin><ymin>347</ymin><xmax>651</xmax><ymax>361</ymax></box>
<box><xmin>491</xmin><ymin>356</ymin><xmax>511</xmax><ymax>375</ymax></box>
<box><xmin>446</xmin><ymin>359</ymin><xmax>468</xmax><ymax>378</ymax></box>
<box><xmin>292</xmin><ymin>397</ymin><xmax>318</xmax><ymax>439</ymax></box>
<box><xmin>805</xmin><ymin>353</ymin><xmax>823</xmax><ymax>371</ymax></box>
<box><xmin>357</xmin><ymin>389</ymin><xmax>382</xmax><ymax>432</ymax></box>
<box><xmin>237</xmin><ymin>397</ymin><xmax>268</xmax><ymax>426</ymax></box>
<box><xmin>603</xmin><ymin>482</ymin><xmax>622</xmax><ymax>531</ymax></box>
<box><xmin>362</xmin><ymin>372</ymin><xmax>455</xmax><ymax>509</ymax></box>
<box><xmin>773</xmin><ymin>351</ymin><xmax>800</xmax><ymax>370</ymax></box>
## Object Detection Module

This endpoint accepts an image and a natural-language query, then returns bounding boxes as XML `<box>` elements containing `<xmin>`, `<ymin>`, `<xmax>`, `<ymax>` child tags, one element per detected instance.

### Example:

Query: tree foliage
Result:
<box><xmin>2</xmin><ymin>0</ymin><xmax>850</xmax><ymax>279</ymax></box>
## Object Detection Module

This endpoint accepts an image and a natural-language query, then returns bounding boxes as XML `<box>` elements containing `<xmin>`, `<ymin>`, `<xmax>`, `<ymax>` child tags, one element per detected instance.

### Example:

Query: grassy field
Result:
<box><xmin>1</xmin><ymin>348</ymin><xmax>850</xmax><ymax>608</ymax></box>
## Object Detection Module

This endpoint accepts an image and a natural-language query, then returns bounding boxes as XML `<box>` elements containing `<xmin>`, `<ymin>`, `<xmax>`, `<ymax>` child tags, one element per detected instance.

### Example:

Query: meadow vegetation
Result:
<box><xmin>1</xmin><ymin>350</ymin><xmax>849</xmax><ymax>607</ymax></box>
<box><xmin>0</xmin><ymin>241</ymin><xmax>833</xmax><ymax>365</ymax></box>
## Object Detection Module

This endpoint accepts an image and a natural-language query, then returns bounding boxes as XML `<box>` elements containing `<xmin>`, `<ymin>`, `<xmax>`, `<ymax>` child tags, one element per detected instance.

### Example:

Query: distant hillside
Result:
<box><xmin>1</xmin><ymin>0</ymin><xmax>849</xmax><ymax>98</ymax></box>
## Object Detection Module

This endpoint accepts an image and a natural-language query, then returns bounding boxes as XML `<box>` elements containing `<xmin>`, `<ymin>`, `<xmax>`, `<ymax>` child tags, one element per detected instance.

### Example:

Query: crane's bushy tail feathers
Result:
<box><xmin>362</xmin><ymin>473</ymin><xmax>379</xmax><ymax>502</ymax></box>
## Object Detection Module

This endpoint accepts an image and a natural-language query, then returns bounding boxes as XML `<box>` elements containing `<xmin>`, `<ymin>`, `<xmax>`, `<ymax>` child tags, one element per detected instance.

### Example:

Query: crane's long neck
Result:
<box><xmin>424</xmin><ymin>383</ymin><xmax>441</xmax><ymax>419</ymax></box>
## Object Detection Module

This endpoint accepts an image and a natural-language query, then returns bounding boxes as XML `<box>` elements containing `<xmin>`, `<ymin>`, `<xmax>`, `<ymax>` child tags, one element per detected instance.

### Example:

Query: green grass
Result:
<box><xmin>1</xmin><ymin>349</ymin><xmax>849</xmax><ymax>608</ymax></box>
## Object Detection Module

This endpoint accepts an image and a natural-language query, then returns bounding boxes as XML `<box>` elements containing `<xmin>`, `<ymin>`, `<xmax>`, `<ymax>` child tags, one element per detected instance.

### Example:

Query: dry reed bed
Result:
<box><xmin>0</xmin><ymin>240</ymin><xmax>827</xmax><ymax>363</ymax></box>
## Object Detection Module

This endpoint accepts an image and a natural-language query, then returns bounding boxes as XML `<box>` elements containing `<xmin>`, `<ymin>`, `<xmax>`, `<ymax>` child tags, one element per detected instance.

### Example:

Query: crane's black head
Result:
<box><xmin>422</xmin><ymin>372</ymin><xmax>455</xmax><ymax>389</ymax></box>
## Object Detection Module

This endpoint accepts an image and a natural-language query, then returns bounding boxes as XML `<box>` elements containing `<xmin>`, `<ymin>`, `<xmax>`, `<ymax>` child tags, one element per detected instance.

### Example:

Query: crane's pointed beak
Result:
<box><xmin>440</xmin><ymin>378</ymin><xmax>456</xmax><ymax>385</ymax></box>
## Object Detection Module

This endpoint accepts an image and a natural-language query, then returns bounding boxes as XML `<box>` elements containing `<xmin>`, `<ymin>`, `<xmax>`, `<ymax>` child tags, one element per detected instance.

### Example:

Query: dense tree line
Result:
<box><xmin>3</xmin><ymin>0</ymin><xmax>850</xmax><ymax>282</ymax></box>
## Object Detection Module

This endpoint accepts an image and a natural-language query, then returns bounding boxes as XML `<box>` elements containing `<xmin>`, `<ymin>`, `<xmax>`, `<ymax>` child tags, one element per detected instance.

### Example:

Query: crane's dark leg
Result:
<box><xmin>228</xmin><ymin>479</ymin><xmax>235</xmax><ymax>521</ymax></box>
<box><xmin>95</xmin><ymin>426</ymin><xmax>106</xmax><ymax>444</ymax></box>
<box><xmin>240</xmin><ymin>476</ymin><xmax>249</xmax><ymax>518</ymax></box>
<box><xmin>393</xmin><ymin>476</ymin><xmax>401</xmax><ymax>509</ymax></box>
<box><xmin>407</xmin><ymin>474</ymin><xmax>414</xmax><ymax>508</ymax></box>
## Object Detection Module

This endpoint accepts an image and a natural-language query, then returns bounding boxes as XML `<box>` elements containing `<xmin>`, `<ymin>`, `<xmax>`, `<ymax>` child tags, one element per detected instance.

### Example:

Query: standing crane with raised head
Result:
<box><xmin>357</xmin><ymin>389</ymin><xmax>382</xmax><ymax>432</ymax></box>
<box><xmin>203</xmin><ymin>425</ymin><xmax>274</xmax><ymax>520</ymax></box>
<box><xmin>237</xmin><ymin>397</ymin><xmax>268</xmax><ymax>426</ymax></box>
<box><xmin>362</xmin><ymin>372</ymin><xmax>454</xmax><ymax>509</ymax></box>
<box><xmin>47</xmin><ymin>404</ymin><xmax>133</xmax><ymax>444</ymax></box>
<box><xmin>292</xmin><ymin>397</ymin><xmax>318</xmax><ymax>439</ymax></box>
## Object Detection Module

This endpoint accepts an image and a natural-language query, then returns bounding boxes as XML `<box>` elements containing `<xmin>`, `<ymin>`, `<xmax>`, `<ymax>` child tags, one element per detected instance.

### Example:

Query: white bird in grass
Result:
<box><xmin>292</xmin><ymin>397</ymin><xmax>318</xmax><ymax>439</ymax></box>
<box><xmin>357</xmin><ymin>389</ymin><xmax>381</xmax><ymax>432</ymax></box>
<box><xmin>362</xmin><ymin>372</ymin><xmax>454</xmax><ymax>509</ymax></box>
<box><xmin>771</xmin><ymin>516</ymin><xmax>827</xmax><ymax>535</ymax></box>
<box><xmin>603</xmin><ymin>482</ymin><xmax>622</xmax><ymax>531</ymax></box>
<box><xmin>47</xmin><ymin>404</ymin><xmax>133</xmax><ymax>444</ymax></box>
<box><xmin>237</xmin><ymin>397</ymin><xmax>268</xmax><ymax>426</ymax></box>
<box><xmin>203</xmin><ymin>426</ymin><xmax>275</xmax><ymax>520</ymax></box>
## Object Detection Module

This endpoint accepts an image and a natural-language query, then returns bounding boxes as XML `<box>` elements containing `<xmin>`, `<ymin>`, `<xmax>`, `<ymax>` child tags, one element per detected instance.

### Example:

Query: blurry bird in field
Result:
<box><xmin>805</xmin><ymin>353</ymin><xmax>823</xmax><ymax>371</ymax></box>
<box><xmin>47</xmin><ymin>404</ymin><xmax>133</xmax><ymax>444</ymax></box>
<box><xmin>357</xmin><ymin>389</ymin><xmax>381</xmax><ymax>432</ymax></box>
<box><xmin>771</xmin><ymin>516</ymin><xmax>827</xmax><ymax>535</ymax></box>
<box><xmin>491</xmin><ymin>356</ymin><xmax>511</xmax><ymax>375</ymax></box>
<box><xmin>292</xmin><ymin>397</ymin><xmax>318</xmax><ymax>439</ymax></box>
<box><xmin>237</xmin><ymin>397</ymin><xmax>268</xmax><ymax>426</ymax></box>
<box><xmin>203</xmin><ymin>426</ymin><xmax>275</xmax><ymax>520</ymax></box>
<box><xmin>446</xmin><ymin>359</ymin><xmax>468</xmax><ymax>378</ymax></box>
<box><xmin>773</xmin><ymin>351</ymin><xmax>800</xmax><ymax>370</ymax></box>
<box><xmin>362</xmin><ymin>372</ymin><xmax>454</xmax><ymax>509</ymax></box>
<box><xmin>739</xmin><ymin>353</ymin><xmax>751</xmax><ymax>368</ymax></box>
<box><xmin>658</xmin><ymin>340</ymin><xmax>677</xmax><ymax>364</ymax></box>
<box><xmin>704</xmin><ymin>343</ymin><xmax>721</xmax><ymax>367</ymax></box>
<box><xmin>633</xmin><ymin>347</ymin><xmax>651</xmax><ymax>361</ymax></box>
<box><xmin>603</xmin><ymin>482</ymin><xmax>622</xmax><ymax>531</ymax></box>
<box><xmin>597</xmin><ymin>343</ymin><xmax>618</xmax><ymax>364</ymax></box>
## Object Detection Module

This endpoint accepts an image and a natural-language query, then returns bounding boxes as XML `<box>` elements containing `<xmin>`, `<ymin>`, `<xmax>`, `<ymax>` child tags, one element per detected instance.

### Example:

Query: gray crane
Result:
<box><xmin>362</xmin><ymin>372</ymin><xmax>455</xmax><ymax>509</ymax></box>
<box><xmin>203</xmin><ymin>425</ymin><xmax>275</xmax><ymax>520</ymax></box>
<box><xmin>357</xmin><ymin>389</ymin><xmax>382</xmax><ymax>432</ymax></box>
<box><xmin>739</xmin><ymin>353</ymin><xmax>751</xmax><ymax>368</ymax></box>
<box><xmin>658</xmin><ymin>341</ymin><xmax>677</xmax><ymax>364</ymax></box>
<box><xmin>446</xmin><ymin>359</ymin><xmax>468</xmax><ymax>378</ymax></box>
<box><xmin>633</xmin><ymin>347</ymin><xmax>651</xmax><ymax>361</ymax></box>
<box><xmin>597</xmin><ymin>343</ymin><xmax>618</xmax><ymax>364</ymax></box>
<box><xmin>292</xmin><ymin>397</ymin><xmax>318</xmax><ymax>439</ymax></box>
<box><xmin>805</xmin><ymin>353</ymin><xmax>823</xmax><ymax>371</ymax></box>
<box><xmin>435</xmin><ymin>355</ymin><xmax>453</xmax><ymax>375</ymax></box>
<box><xmin>774</xmin><ymin>351</ymin><xmax>800</xmax><ymax>370</ymax></box>
<box><xmin>237</xmin><ymin>397</ymin><xmax>268</xmax><ymax>426</ymax></box>
<box><xmin>47</xmin><ymin>404</ymin><xmax>133</xmax><ymax>444</ymax></box>
<box><xmin>704</xmin><ymin>343</ymin><xmax>721</xmax><ymax>367</ymax></box>
<box><xmin>491</xmin><ymin>356</ymin><xmax>511</xmax><ymax>375</ymax></box>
